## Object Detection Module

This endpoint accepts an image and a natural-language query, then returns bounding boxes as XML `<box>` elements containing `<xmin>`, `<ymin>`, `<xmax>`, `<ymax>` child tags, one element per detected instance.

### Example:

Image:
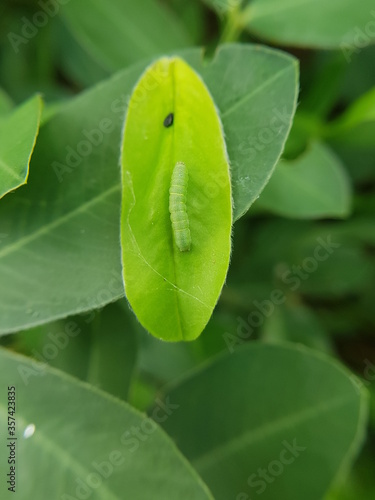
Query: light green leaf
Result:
<box><xmin>328</xmin><ymin>86</ymin><xmax>375</xmax><ymax>147</ymax></box>
<box><xmin>0</xmin><ymin>44</ymin><xmax>298</xmax><ymax>335</ymax></box>
<box><xmin>334</xmin><ymin>86</ymin><xmax>375</xmax><ymax>127</ymax></box>
<box><xmin>0</xmin><ymin>347</ymin><xmax>213</xmax><ymax>499</ymax></box>
<box><xmin>0</xmin><ymin>95</ymin><xmax>42</xmax><ymax>199</ymax></box>
<box><xmin>257</xmin><ymin>142</ymin><xmax>352</xmax><ymax>219</ymax></box>
<box><xmin>121</xmin><ymin>57</ymin><xmax>232</xmax><ymax>342</ymax></box>
<box><xmin>157</xmin><ymin>343</ymin><xmax>368</xmax><ymax>500</ymax></box>
<box><xmin>59</xmin><ymin>0</ymin><xmax>192</xmax><ymax>85</ymax></box>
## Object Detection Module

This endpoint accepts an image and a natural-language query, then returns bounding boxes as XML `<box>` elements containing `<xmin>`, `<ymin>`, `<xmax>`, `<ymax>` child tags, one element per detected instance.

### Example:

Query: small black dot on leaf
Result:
<box><xmin>163</xmin><ymin>113</ymin><xmax>174</xmax><ymax>128</ymax></box>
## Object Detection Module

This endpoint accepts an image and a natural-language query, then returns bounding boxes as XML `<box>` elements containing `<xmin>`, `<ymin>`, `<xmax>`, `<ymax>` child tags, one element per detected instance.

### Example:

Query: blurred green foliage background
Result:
<box><xmin>0</xmin><ymin>0</ymin><xmax>374</xmax><ymax>498</ymax></box>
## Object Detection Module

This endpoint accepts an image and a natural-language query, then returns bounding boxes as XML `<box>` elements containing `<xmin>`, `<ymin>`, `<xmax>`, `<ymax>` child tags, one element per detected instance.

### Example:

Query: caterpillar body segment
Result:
<box><xmin>169</xmin><ymin>162</ymin><xmax>191</xmax><ymax>252</ymax></box>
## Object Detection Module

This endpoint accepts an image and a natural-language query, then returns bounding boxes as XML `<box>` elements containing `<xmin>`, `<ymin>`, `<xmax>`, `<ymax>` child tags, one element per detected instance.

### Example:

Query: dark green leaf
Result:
<box><xmin>157</xmin><ymin>343</ymin><xmax>368</xmax><ymax>500</ymax></box>
<box><xmin>85</xmin><ymin>302</ymin><xmax>138</xmax><ymax>400</ymax></box>
<box><xmin>261</xmin><ymin>303</ymin><xmax>334</xmax><ymax>353</ymax></box>
<box><xmin>3</xmin><ymin>302</ymin><xmax>137</xmax><ymax>400</ymax></box>
<box><xmin>257</xmin><ymin>142</ymin><xmax>352</xmax><ymax>219</ymax></box>
<box><xmin>0</xmin><ymin>88</ymin><xmax>13</xmax><ymax>115</ymax></box>
<box><xmin>59</xmin><ymin>0</ymin><xmax>192</xmax><ymax>85</ymax></box>
<box><xmin>207</xmin><ymin>0</ymin><xmax>375</xmax><ymax>49</ymax></box>
<box><xmin>0</xmin><ymin>347</ymin><xmax>213</xmax><ymax>499</ymax></box>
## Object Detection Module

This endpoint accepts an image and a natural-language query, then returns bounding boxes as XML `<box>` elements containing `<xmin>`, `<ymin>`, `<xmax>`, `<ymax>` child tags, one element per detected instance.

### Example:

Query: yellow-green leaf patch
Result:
<box><xmin>121</xmin><ymin>57</ymin><xmax>232</xmax><ymax>342</ymax></box>
<box><xmin>0</xmin><ymin>95</ymin><xmax>42</xmax><ymax>200</ymax></box>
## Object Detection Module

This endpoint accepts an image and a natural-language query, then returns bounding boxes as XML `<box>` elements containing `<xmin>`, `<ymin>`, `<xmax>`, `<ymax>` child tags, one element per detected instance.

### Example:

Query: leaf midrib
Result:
<box><xmin>193</xmin><ymin>393</ymin><xmax>356</xmax><ymax>472</ymax></box>
<box><xmin>221</xmin><ymin>65</ymin><xmax>293</xmax><ymax>119</ymax></box>
<box><xmin>0</xmin><ymin>184</ymin><xmax>120</xmax><ymax>260</ymax></box>
<box><xmin>170</xmin><ymin>60</ymin><xmax>186</xmax><ymax>342</ymax></box>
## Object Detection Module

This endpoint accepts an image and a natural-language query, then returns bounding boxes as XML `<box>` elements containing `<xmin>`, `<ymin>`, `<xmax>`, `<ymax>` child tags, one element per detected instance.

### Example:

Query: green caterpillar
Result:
<box><xmin>169</xmin><ymin>162</ymin><xmax>191</xmax><ymax>252</ymax></box>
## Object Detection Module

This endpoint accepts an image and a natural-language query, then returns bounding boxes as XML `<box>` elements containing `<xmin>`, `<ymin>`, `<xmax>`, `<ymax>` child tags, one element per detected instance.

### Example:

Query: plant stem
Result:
<box><xmin>220</xmin><ymin>5</ymin><xmax>244</xmax><ymax>43</ymax></box>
